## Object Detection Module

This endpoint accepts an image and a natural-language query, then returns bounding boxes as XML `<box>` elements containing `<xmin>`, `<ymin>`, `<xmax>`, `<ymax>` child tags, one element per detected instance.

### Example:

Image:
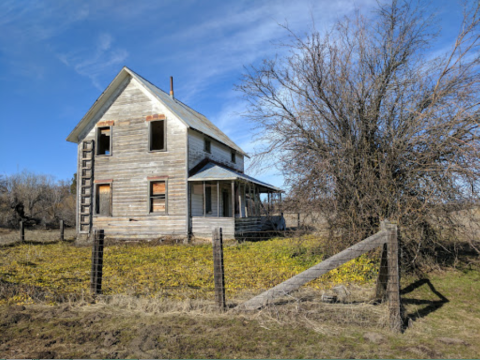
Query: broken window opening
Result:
<box><xmin>231</xmin><ymin>151</ymin><xmax>236</xmax><ymax>163</ymax></box>
<box><xmin>97</xmin><ymin>127</ymin><xmax>111</xmax><ymax>155</ymax></box>
<box><xmin>150</xmin><ymin>180</ymin><xmax>167</xmax><ymax>214</ymax></box>
<box><xmin>150</xmin><ymin>120</ymin><xmax>165</xmax><ymax>151</ymax></box>
<box><xmin>95</xmin><ymin>184</ymin><xmax>112</xmax><ymax>216</ymax></box>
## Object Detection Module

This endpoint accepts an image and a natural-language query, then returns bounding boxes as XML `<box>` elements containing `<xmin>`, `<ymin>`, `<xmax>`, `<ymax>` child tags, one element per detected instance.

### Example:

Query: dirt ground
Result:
<box><xmin>1</xmin><ymin>268</ymin><xmax>479</xmax><ymax>359</ymax></box>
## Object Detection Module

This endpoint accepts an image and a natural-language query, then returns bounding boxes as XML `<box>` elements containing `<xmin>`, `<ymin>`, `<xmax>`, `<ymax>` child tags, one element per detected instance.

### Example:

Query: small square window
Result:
<box><xmin>150</xmin><ymin>181</ymin><xmax>167</xmax><ymax>213</ymax></box>
<box><xmin>231</xmin><ymin>151</ymin><xmax>236</xmax><ymax>163</ymax></box>
<box><xmin>204</xmin><ymin>139</ymin><xmax>211</xmax><ymax>153</ymax></box>
<box><xmin>97</xmin><ymin>127</ymin><xmax>111</xmax><ymax>155</ymax></box>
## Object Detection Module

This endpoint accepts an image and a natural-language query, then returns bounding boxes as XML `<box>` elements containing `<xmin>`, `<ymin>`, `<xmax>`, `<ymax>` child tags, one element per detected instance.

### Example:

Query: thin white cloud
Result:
<box><xmin>155</xmin><ymin>0</ymin><xmax>376</xmax><ymax>102</ymax></box>
<box><xmin>0</xmin><ymin>1</ymin><xmax>89</xmax><ymax>42</ymax></box>
<box><xmin>58</xmin><ymin>33</ymin><xmax>129</xmax><ymax>90</ymax></box>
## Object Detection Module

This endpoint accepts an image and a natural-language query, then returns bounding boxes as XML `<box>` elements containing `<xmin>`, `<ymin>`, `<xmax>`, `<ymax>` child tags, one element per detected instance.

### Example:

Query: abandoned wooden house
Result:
<box><xmin>66</xmin><ymin>66</ymin><xmax>282</xmax><ymax>240</ymax></box>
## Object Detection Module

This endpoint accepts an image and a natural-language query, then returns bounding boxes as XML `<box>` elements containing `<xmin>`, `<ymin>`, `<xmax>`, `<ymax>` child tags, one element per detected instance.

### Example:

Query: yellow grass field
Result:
<box><xmin>0</xmin><ymin>237</ymin><xmax>379</xmax><ymax>305</ymax></box>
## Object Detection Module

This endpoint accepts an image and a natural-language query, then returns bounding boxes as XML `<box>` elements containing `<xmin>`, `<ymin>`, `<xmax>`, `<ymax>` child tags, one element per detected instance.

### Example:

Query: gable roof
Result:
<box><xmin>66</xmin><ymin>66</ymin><xmax>248</xmax><ymax>157</ymax></box>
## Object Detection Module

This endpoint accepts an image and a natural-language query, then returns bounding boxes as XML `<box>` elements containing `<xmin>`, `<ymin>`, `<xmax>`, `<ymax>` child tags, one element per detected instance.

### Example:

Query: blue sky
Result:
<box><xmin>0</xmin><ymin>0</ymin><xmax>465</xmax><ymax>188</ymax></box>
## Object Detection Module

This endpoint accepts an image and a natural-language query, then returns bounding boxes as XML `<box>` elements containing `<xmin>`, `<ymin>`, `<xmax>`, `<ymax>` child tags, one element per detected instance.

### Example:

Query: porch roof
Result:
<box><xmin>188</xmin><ymin>162</ymin><xmax>281</xmax><ymax>192</ymax></box>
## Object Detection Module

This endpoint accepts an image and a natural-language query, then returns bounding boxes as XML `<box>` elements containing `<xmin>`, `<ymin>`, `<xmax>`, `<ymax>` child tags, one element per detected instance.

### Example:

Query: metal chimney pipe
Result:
<box><xmin>170</xmin><ymin>76</ymin><xmax>174</xmax><ymax>99</ymax></box>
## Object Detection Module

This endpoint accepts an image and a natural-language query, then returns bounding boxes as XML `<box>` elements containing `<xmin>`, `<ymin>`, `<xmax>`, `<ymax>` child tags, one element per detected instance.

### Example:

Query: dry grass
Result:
<box><xmin>1</xmin><ymin>268</ymin><xmax>479</xmax><ymax>358</ymax></box>
<box><xmin>0</xmin><ymin>227</ymin><xmax>76</xmax><ymax>246</ymax></box>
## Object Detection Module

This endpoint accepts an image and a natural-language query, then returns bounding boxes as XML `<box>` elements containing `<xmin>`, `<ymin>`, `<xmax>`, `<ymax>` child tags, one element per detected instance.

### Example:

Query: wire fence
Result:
<box><xmin>0</xmin><ymin>220</ymin><xmax>75</xmax><ymax>246</ymax></box>
<box><xmin>0</xmin><ymin>221</ymin><xmax>404</xmax><ymax>331</ymax></box>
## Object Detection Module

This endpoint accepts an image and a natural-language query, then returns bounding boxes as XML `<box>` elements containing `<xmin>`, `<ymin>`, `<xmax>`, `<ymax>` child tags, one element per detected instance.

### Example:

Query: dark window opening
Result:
<box><xmin>231</xmin><ymin>151</ymin><xmax>236</xmax><ymax>163</ymax></box>
<box><xmin>206</xmin><ymin>185</ymin><xmax>212</xmax><ymax>214</ymax></box>
<box><xmin>97</xmin><ymin>127</ymin><xmax>111</xmax><ymax>155</ymax></box>
<box><xmin>95</xmin><ymin>184</ymin><xmax>111</xmax><ymax>216</ymax></box>
<box><xmin>150</xmin><ymin>120</ymin><xmax>165</xmax><ymax>151</ymax></box>
<box><xmin>222</xmin><ymin>190</ymin><xmax>229</xmax><ymax>217</ymax></box>
<box><xmin>150</xmin><ymin>181</ymin><xmax>166</xmax><ymax>213</ymax></box>
<box><xmin>204</xmin><ymin>139</ymin><xmax>211</xmax><ymax>153</ymax></box>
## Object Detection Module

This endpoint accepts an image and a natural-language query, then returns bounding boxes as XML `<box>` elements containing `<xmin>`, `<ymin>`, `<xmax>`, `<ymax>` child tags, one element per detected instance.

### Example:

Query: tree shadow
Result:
<box><xmin>401</xmin><ymin>278</ymin><xmax>449</xmax><ymax>322</ymax></box>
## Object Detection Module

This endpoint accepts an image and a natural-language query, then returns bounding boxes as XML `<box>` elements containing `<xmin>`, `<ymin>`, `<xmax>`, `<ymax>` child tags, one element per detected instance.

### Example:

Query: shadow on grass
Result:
<box><xmin>401</xmin><ymin>278</ymin><xmax>449</xmax><ymax>322</ymax></box>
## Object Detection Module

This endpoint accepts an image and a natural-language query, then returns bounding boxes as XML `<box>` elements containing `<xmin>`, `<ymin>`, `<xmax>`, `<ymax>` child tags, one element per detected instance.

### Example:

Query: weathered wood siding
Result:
<box><xmin>188</xmin><ymin>129</ymin><xmax>244</xmax><ymax>172</ymax></box>
<box><xmin>76</xmin><ymin>76</ymin><xmax>188</xmax><ymax>238</ymax></box>
<box><xmin>191</xmin><ymin>217</ymin><xmax>235</xmax><ymax>239</ymax></box>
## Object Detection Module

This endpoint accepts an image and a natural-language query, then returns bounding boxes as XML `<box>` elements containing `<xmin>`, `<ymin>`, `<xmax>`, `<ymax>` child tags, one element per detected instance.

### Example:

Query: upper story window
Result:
<box><xmin>97</xmin><ymin>127</ymin><xmax>111</xmax><ymax>155</ymax></box>
<box><xmin>231</xmin><ymin>151</ymin><xmax>236</xmax><ymax>163</ymax></box>
<box><xmin>204</xmin><ymin>138</ymin><xmax>211</xmax><ymax>153</ymax></box>
<box><xmin>149</xmin><ymin>120</ymin><xmax>166</xmax><ymax>151</ymax></box>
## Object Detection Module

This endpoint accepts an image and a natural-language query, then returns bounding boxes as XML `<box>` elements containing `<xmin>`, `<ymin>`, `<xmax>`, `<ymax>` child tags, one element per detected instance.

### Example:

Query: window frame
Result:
<box><xmin>204</xmin><ymin>138</ymin><xmax>211</xmax><ymax>154</ymax></box>
<box><xmin>94</xmin><ymin>182</ymin><xmax>112</xmax><ymax>217</ymax></box>
<box><xmin>96</xmin><ymin>126</ymin><xmax>112</xmax><ymax>156</ymax></box>
<box><xmin>148</xmin><ymin>179</ymin><xmax>168</xmax><ymax>215</ymax></box>
<box><xmin>148</xmin><ymin>119</ymin><xmax>167</xmax><ymax>152</ymax></box>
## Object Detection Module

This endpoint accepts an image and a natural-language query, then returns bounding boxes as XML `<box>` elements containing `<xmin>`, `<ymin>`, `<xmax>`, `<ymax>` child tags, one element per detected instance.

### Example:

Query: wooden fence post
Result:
<box><xmin>386</xmin><ymin>222</ymin><xmax>403</xmax><ymax>332</ymax></box>
<box><xmin>212</xmin><ymin>227</ymin><xmax>226</xmax><ymax>311</ymax></box>
<box><xmin>20</xmin><ymin>221</ymin><xmax>24</xmax><ymax>242</ymax></box>
<box><xmin>375</xmin><ymin>243</ymin><xmax>388</xmax><ymax>301</ymax></box>
<box><xmin>90</xmin><ymin>229</ymin><xmax>105</xmax><ymax>295</ymax></box>
<box><xmin>60</xmin><ymin>220</ymin><xmax>64</xmax><ymax>241</ymax></box>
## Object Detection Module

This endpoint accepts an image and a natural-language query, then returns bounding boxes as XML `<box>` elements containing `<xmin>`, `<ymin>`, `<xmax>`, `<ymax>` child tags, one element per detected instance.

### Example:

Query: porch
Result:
<box><xmin>188</xmin><ymin>162</ymin><xmax>282</xmax><ymax>239</ymax></box>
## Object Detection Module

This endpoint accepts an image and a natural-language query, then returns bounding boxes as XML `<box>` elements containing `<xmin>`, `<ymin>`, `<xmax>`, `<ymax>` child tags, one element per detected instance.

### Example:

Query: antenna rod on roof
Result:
<box><xmin>170</xmin><ymin>76</ymin><xmax>174</xmax><ymax>99</ymax></box>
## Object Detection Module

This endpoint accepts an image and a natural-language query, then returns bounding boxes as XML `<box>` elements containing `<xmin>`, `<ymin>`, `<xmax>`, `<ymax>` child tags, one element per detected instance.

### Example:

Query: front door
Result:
<box><xmin>222</xmin><ymin>190</ymin><xmax>229</xmax><ymax>217</ymax></box>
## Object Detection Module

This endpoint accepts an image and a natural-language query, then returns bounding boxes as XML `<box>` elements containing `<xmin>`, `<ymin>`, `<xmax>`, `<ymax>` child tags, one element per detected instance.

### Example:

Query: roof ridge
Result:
<box><xmin>126</xmin><ymin>67</ymin><xmax>208</xmax><ymax>119</ymax></box>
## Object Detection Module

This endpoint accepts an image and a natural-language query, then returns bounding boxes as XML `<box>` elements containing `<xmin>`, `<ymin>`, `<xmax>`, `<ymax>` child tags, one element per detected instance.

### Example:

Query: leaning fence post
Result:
<box><xmin>90</xmin><ymin>229</ymin><xmax>105</xmax><ymax>296</ymax></box>
<box><xmin>212</xmin><ymin>227</ymin><xmax>226</xmax><ymax>311</ymax></box>
<box><xmin>386</xmin><ymin>222</ymin><xmax>402</xmax><ymax>332</ymax></box>
<box><xmin>20</xmin><ymin>221</ymin><xmax>24</xmax><ymax>242</ymax></box>
<box><xmin>60</xmin><ymin>220</ymin><xmax>64</xmax><ymax>241</ymax></box>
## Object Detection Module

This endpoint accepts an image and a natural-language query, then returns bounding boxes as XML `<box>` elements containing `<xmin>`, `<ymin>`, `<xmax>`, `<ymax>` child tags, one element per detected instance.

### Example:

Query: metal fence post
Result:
<box><xmin>60</xmin><ymin>220</ymin><xmax>64</xmax><ymax>241</ymax></box>
<box><xmin>90</xmin><ymin>229</ymin><xmax>105</xmax><ymax>295</ymax></box>
<box><xmin>212</xmin><ymin>227</ymin><xmax>226</xmax><ymax>311</ymax></box>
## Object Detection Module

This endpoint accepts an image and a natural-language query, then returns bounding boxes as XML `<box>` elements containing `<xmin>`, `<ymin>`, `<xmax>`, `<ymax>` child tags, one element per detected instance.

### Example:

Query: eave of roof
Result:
<box><xmin>188</xmin><ymin>162</ymin><xmax>281</xmax><ymax>192</ymax></box>
<box><xmin>66</xmin><ymin>66</ymin><xmax>248</xmax><ymax>157</ymax></box>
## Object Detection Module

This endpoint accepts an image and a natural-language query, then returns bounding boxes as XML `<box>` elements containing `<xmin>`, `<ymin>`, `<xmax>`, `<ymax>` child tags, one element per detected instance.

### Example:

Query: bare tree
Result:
<box><xmin>0</xmin><ymin>171</ymin><xmax>76</xmax><ymax>228</ymax></box>
<box><xmin>238</xmin><ymin>0</ymin><xmax>480</xmax><ymax>268</ymax></box>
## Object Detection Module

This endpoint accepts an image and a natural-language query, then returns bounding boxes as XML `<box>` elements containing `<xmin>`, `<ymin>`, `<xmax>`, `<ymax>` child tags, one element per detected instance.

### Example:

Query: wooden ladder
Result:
<box><xmin>79</xmin><ymin>140</ymin><xmax>95</xmax><ymax>234</ymax></box>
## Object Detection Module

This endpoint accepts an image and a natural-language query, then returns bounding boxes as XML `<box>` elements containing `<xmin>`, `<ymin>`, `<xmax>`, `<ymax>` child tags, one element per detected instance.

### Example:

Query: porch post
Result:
<box><xmin>231</xmin><ymin>180</ymin><xmax>235</xmax><ymax>218</ymax></box>
<box><xmin>238</xmin><ymin>183</ymin><xmax>243</xmax><ymax>218</ymax></box>
<box><xmin>217</xmin><ymin>181</ymin><xmax>220</xmax><ymax>217</ymax></box>
<box><xmin>243</xmin><ymin>183</ymin><xmax>248</xmax><ymax>217</ymax></box>
<box><xmin>268</xmin><ymin>191</ymin><xmax>271</xmax><ymax>215</ymax></box>
<box><xmin>203</xmin><ymin>181</ymin><xmax>206</xmax><ymax>217</ymax></box>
